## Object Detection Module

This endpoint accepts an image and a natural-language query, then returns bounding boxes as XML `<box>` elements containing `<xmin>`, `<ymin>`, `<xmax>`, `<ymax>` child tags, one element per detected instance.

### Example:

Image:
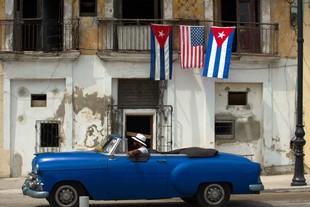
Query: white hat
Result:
<box><xmin>131</xmin><ymin>133</ymin><xmax>147</xmax><ymax>146</ymax></box>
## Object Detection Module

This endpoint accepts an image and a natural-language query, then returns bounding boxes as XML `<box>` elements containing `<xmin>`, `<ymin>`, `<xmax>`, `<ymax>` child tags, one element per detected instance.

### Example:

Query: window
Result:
<box><xmin>215</xmin><ymin>120</ymin><xmax>235</xmax><ymax>139</ymax></box>
<box><xmin>80</xmin><ymin>0</ymin><xmax>97</xmax><ymax>16</ymax></box>
<box><xmin>228</xmin><ymin>92</ymin><xmax>247</xmax><ymax>106</ymax></box>
<box><xmin>31</xmin><ymin>94</ymin><xmax>47</xmax><ymax>107</ymax></box>
<box><xmin>40</xmin><ymin>122</ymin><xmax>60</xmax><ymax>147</ymax></box>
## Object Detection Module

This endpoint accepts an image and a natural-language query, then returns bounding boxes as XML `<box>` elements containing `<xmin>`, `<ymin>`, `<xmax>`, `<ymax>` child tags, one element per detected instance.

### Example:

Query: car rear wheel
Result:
<box><xmin>48</xmin><ymin>182</ymin><xmax>85</xmax><ymax>207</ymax></box>
<box><xmin>196</xmin><ymin>183</ymin><xmax>230</xmax><ymax>207</ymax></box>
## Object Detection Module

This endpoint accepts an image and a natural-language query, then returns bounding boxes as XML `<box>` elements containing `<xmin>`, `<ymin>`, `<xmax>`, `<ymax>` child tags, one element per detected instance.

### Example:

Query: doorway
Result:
<box><xmin>124</xmin><ymin>113</ymin><xmax>155</xmax><ymax>150</ymax></box>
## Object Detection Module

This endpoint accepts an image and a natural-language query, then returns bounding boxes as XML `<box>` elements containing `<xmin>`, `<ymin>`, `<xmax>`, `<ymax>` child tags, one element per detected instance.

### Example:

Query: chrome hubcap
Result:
<box><xmin>55</xmin><ymin>185</ymin><xmax>78</xmax><ymax>207</ymax></box>
<box><xmin>203</xmin><ymin>184</ymin><xmax>225</xmax><ymax>205</ymax></box>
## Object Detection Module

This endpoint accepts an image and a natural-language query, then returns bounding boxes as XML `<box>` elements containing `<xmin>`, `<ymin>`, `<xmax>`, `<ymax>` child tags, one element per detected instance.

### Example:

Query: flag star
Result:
<box><xmin>159</xmin><ymin>30</ymin><xmax>165</xmax><ymax>38</ymax></box>
<box><xmin>218</xmin><ymin>31</ymin><xmax>226</xmax><ymax>39</ymax></box>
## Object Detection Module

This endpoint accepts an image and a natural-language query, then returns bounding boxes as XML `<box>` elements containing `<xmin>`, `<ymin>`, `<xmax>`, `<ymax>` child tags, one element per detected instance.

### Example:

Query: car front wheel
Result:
<box><xmin>48</xmin><ymin>182</ymin><xmax>85</xmax><ymax>207</ymax></box>
<box><xmin>196</xmin><ymin>183</ymin><xmax>231</xmax><ymax>207</ymax></box>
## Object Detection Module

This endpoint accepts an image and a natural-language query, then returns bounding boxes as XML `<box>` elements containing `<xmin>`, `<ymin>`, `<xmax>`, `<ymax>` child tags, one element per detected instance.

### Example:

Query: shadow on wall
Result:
<box><xmin>11</xmin><ymin>153</ymin><xmax>22</xmax><ymax>178</ymax></box>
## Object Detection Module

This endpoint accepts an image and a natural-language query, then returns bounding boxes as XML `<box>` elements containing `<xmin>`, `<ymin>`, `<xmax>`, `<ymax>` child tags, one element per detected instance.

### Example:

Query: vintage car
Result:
<box><xmin>22</xmin><ymin>134</ymin><xmax>264</xmax><ymax>207</ymax></box>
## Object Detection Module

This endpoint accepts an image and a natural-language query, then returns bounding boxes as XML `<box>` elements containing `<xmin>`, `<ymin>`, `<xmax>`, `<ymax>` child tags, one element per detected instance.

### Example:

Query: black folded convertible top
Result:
<box><xmin>150</xmin><ymin>147</ymin><xmax>218</xmax><ymax>158</ymax></box>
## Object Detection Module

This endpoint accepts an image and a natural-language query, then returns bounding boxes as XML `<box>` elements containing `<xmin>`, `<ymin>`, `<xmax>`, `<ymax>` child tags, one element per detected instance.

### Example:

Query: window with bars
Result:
<box><xmin>40</xmin><ymin>122</ymin><xmax>60</xmax><ymax>147</ymax></box>
<box><xmin>215</xmin><ymin>120</ymin><xmax>235</xmax><ymax>139</ymax></box>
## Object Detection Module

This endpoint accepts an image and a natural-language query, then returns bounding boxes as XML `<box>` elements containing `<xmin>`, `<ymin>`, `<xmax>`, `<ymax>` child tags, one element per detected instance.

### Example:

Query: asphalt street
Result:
<box><xmin>0</xmin><ymin>189</ymin><xmax>310</xmax><ymax>207</ymax></box>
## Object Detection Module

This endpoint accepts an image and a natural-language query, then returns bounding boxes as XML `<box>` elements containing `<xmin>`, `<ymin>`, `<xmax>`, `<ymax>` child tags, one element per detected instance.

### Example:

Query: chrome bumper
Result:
<box><xmin>249</xmin><ymin>183</ymin><xmax>264</xmax><ymax>192</ymax></box>
<box><xmin>22</xmin><ymin>174</ymin><xmax>49</xmax><ymax>199</ymax></box>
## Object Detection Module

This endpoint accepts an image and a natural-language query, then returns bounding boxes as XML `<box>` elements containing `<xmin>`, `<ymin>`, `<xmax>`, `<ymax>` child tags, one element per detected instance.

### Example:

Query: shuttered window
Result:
<box><xmin>118</xmin><ymin>79</ymin><xmax>159</xmax><ymax>107</ymax></box>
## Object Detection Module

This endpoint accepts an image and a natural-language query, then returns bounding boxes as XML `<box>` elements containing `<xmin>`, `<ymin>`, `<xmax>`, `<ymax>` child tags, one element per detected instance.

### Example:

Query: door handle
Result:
<box><xmin>157</xmin><ymin>159</ymin><xmax>167</xmax><ymax>163</ymax></box>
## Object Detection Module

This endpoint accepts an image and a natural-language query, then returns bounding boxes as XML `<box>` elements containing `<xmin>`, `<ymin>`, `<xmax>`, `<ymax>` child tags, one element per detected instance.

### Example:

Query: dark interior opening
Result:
<box><xmin>220</xmin><ymin>0</ymin><xmax>237</xmax><ymax>52</ymax></box>
<box><xmin>23</xmin><ymin>0</ymin><xmax>39</xmax><ymax>18</ymax></box>
<box><xmin>80</xmin><ymin>0</ymin><xmax>97</xmax><ymax>16</ymax></box>
<box><xmin>31</xmin><ymin>94</ymin><xmax>47</xmax><ymax>107</ymax></box>
<box><xmin>122</xmin><ymin>0</ymin><xmax>162</xmax><ymax>19</ymax></box>
<box><xmin>228</xmin><ymin>91</ymin><xmax>248</xmax><ymax>105</ymax></box>
<box><xmin>40</xmin><ymin>123</ymin><xmax>59</xmax><ymax>147</ymax></box>
<box><xmin>126</xmin><ymin>115</ymin><xmax>152</xmax><ymax>149</ymax></box>
<box><xmin>221</xmin><ymin>0</ymin><xmax>236</xmax><ymax>22</ymax></box>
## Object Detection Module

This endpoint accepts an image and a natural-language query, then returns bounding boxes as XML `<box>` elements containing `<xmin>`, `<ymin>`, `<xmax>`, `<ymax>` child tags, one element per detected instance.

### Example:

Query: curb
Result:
<box><xmin>263</xmin><ymin>187</ymin><xmax>310</xmax><ymax>193</ymax></box>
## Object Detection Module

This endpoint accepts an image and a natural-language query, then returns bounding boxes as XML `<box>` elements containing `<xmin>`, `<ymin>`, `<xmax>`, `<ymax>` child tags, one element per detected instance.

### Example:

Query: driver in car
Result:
<box><xmin>128</xmin><ymin>133</ymin><xmax>149</xmax><ymax>158</ymax></box>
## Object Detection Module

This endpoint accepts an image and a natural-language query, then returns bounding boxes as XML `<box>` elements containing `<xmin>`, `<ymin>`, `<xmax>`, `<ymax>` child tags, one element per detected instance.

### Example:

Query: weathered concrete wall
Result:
<box><xmin>0</xmin><ymin>0</ymin><xmax>5</xmax><ymax>19</ymax></box>
<box><xmin>304</xmin><ymin>7</ymin><xmax>310</xmax><ymax>169</ymax></box>
<box><xmin>271</xmin><ymin>0</ymin><xmax>297</xmax><ymax>58</ymax></box>
<box><xmin>215</xmin><ymin>83</ymin><xmax>262</xmax><ymax>162</ymax></box>
<box><xmin>173</xmin><ymin>0</ymin><xmax>204</xmax><ymax>19</ymax></box>
<box><xmin>73</xmin><ymin>0</ymin><xmax>105</xmax><ymax>55</ymax></box>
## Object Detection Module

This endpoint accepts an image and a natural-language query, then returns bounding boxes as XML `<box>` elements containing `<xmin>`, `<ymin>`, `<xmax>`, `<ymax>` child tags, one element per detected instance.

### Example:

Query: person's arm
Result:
<box><xmin>128</xmin><ymin>149</ymin><xmax>142</xmax><ymax>157</ymax></box>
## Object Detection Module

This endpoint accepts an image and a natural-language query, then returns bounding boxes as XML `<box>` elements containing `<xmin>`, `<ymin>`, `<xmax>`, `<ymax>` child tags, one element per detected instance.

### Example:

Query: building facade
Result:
<box><xmin>0</xmin><ymin>0</ymin><xmax>300</xmax><ymax>177</ymax></box>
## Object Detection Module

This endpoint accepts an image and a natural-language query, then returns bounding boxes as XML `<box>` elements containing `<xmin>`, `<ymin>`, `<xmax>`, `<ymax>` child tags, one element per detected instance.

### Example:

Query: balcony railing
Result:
<box><xmin>98</xmin><ymin>19</ymin><xmax>278</xmax><ymax>56</ymax></box>
<box><xmin>0</xmin><ymin>19</ymin><xmax>79</xmax><ymax>52</ymax></box>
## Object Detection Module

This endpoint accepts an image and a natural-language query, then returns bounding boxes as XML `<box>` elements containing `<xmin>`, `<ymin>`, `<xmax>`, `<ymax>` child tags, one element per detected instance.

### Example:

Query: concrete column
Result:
<box><xmin>205</xmin><ymin>79</ymin><xmax>215</xmax><ymax>148</ymax></box>
<box><xmin>204</xmin><ymin>0</ymin><xmax>213</xmax><ymax>21</ymax></box>
<box><xmin>163</xmin><ymin>0</ymin><xmax>173</xmax><ymax>19</ymax></box>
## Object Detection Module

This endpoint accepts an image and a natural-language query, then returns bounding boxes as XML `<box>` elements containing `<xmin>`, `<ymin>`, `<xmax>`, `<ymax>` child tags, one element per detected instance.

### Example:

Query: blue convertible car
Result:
<box><xmin>22</xmin><ymin>134</ymin><xmax>263</xmax><ymax>207</ymax></box>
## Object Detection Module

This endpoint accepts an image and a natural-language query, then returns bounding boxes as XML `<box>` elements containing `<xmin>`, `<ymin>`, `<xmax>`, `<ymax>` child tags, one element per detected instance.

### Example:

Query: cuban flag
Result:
<box><xmin>150</xmin><ymin>24</ymin><xmax>173</xmax><ymax>80</ymax></box>
<box><xmin>202</xmin><ymin>26</ymin><xmax>235</xmax><ymax>79</ymax></box>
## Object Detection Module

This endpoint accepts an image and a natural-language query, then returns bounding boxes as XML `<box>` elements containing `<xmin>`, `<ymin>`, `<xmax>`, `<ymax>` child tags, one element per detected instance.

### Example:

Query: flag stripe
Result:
<box><xmin>164</xmin><ymin>37</ymin><xmax>170</xmax><ymax>80</ymax></box>
<box><xmin>223</xmin><ymin>30</ymin><xmax>235</xmax><ymax>79</ymax></box>
<box><xmin>218</xmin><ymin>38</ymin><xmax>228</xmax><ymax>78</ymax></box>
<box><xmin>208</xmin><ymin>37</ymin><xmax>217</xmax><ymax>77</ymax></box>
<box><xmin>155</xmin><ymin>39</ymin><xmax>161</xmax><ymax>80</ymax></box>
<box><xmin>150</xmin><ymin>32</ymin><xmax>156</xmax><ymax>80</ymax></box>
<box><xmin>169</xmin><ymin>33</ymin><xmax>173</xmax><ymax>79</ymax></box>
<box><xmin>213</xmin><ymin>46</ymin><xmax>222</xmax><ymax>78</ymax></box>
<box><xmin>203</xmin><ymin>33</ymin><xmax>214</xmax><ymax>76</ymax></box>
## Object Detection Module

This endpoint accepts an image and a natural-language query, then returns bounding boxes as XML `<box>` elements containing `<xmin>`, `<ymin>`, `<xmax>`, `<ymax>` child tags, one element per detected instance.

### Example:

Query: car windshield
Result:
<box><xmin>94</xmin><ymin>135</ymin><xmax>119</xmax><ymax>154</ymax></box>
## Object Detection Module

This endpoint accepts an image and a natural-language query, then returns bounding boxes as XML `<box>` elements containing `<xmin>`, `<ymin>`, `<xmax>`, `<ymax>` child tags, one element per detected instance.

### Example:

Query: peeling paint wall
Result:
<box><xmin>215</xmin><ymin>83</ymin><xmax>263</xmax><ymax>162</ymax></box>
<box><xmin>173</xmin><ymin>0</ymin><xmax>204</xmax><ymax>19</ymax></box>
<box><xmin>271</xmin><ymin>0</ymin><xmax>297</xmax><ymax>58</ymax></box>
<box><xmin>304</xmin><ymin>6</ymin><xmax>310</xmax><ymax>168</ymax></box>
<box><xmin>72</xmin><ymin>0</ymin><xmax>105</xmax><ymax>55</ymax></box>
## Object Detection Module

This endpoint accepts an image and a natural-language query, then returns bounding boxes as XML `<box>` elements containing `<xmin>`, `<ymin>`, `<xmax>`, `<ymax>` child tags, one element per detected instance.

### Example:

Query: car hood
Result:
<box><xmin>32</xmin><ymin>151</ymin><xmax>108</xmax><ymax>172</ymax></box>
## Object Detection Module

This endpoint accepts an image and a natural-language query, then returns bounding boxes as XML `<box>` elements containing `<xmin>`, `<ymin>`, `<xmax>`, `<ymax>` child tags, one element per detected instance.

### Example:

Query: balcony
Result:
<box><xmin>0</xmin><ymin>19</ymin><xmax>79</xmax><ymax>54</ymax></box>
<box><xmin>98</xmin><ymin>19</ymin><xmax>278</xmax><ymax>57</ymax></box>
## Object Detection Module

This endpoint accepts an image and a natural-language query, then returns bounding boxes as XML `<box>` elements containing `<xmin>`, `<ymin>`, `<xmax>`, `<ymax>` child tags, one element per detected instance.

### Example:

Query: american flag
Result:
<box><xmin>180</xmin><ymin>25</ymin><xmax>205</xmax><ymax>69</ymax></box>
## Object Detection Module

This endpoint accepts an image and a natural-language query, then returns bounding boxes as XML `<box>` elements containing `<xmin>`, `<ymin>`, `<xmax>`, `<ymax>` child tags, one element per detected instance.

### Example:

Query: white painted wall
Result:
<box><xmin>11</xmin><ymin>79</ymin><xmax>65</xmax><ymax>176</ymax></box>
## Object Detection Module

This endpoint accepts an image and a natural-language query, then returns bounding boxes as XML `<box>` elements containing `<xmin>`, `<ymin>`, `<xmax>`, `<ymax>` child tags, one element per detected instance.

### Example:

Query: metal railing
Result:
<box><xmin>98</xmin><ymin>18</ymin><xmax>278</xmax><ymax>56</ymax></box>
<box><xmin>0</xmin><ymin>19</ymin><xmax>79</xmax><ymax>52</ymax></box>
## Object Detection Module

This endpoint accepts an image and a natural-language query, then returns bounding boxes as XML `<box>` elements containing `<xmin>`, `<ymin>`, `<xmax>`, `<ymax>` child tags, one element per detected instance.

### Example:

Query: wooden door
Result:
<box><xmin>237</xmin><ymin>0</ymin><xmax>260</xmax><ymax>53</ymax></box>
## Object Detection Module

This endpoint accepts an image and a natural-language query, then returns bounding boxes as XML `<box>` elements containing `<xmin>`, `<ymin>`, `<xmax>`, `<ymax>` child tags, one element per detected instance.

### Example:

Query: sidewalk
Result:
<box><xmin>261</xmin><ymin>174</ymin><xmax>310</xmax><ymax>193</ymax></box>
<box><xmin>1</xmin><ymin>174</ymin><xmax>310</xmax><ymax>193</ymax></box>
